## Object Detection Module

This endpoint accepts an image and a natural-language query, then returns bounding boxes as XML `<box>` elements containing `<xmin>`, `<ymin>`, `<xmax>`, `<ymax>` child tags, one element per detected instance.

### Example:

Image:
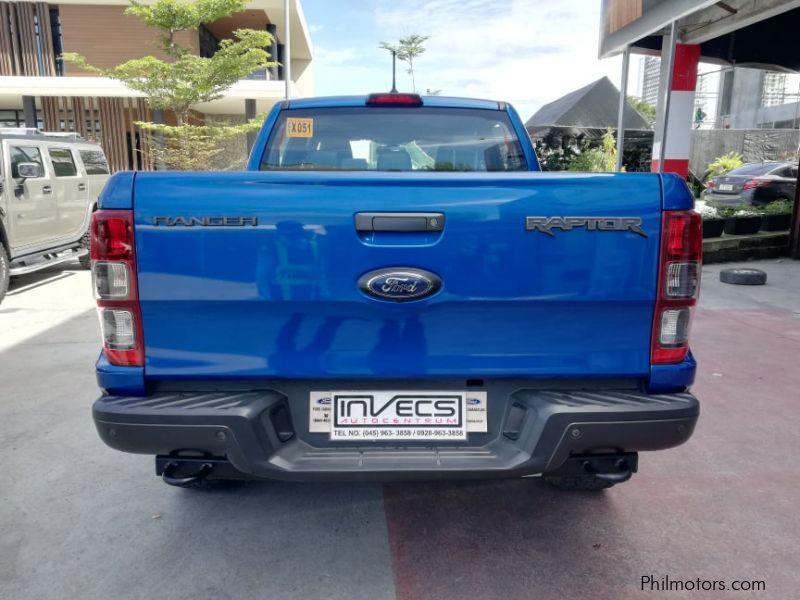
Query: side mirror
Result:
<box><xmin>17</xmin><ymin>162</ymin><xmax>43</xmax><ymax>179</ymax></box>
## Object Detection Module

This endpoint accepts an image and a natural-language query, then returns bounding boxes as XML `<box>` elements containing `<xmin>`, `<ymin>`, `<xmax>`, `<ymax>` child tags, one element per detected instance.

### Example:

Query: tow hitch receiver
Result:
<box><xmin>551</xmin><ymin>453</ymin><xmax>638</xmax><ymax>483</ymax></box>
<box><xmin>155</xmin><ymin>456</ymin><xmax>243</xmax><ymax>487</ymax></box>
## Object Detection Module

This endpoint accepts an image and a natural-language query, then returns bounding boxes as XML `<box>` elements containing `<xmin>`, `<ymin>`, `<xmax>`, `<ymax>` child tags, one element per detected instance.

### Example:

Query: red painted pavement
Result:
<box><xmin>382</xmin><ymin>307</ymin><xmax>800</xmax><ymax>600</ymax></box>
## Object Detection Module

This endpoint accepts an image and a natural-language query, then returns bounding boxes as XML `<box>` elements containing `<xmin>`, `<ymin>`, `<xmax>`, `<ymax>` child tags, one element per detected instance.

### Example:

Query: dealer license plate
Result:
<box><xmin>309</xmin><ymin>391</ymin><xmax>488</xmax><ymax>441</ymax></box>
<box><xmin>718</xmin><ymin>183</ymin><xmax>733</xmax><ymax>191</ymax></box>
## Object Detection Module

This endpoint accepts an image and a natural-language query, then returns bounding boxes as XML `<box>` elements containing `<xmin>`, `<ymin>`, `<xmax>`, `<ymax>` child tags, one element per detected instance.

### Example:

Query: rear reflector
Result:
<box><xmin>659</xmin><ymin>308</ymin><xmax>692</xmax><ymax>346</ymax></box>
<box><xmin>93</xmin><ymin>261</ymin><xmax>129</xmax><ymax>299</ymax></box>
<box><xmin>665</xmin><ymin>262</ymin><xmax>700</xmax><ymax>298</ymax></box>
<box><xmin>100</xmin><ymin>308</ymin><xmax>136</xmax><ymax>349</ymax></box>
<box><xmin>91</xmin><ymin>210</ymin><xmax>143</xmax><ymax>367</ymax></box>
<box><xmin>366</xmin><ymin>93</ymin><xmax>423</xmax><ymax>106</ymax></box>
<box><xmin>652</xmin><ymin>211</ymin><xmax>702</xmax><ymax>364</ymax></box>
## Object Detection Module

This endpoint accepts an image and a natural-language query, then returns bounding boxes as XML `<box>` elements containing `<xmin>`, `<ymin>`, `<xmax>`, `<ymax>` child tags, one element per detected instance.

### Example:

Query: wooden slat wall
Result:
<box><xmin>71</xmin><ymin>97</ymin><xmax>87</xmax><ymax>138</ymax></box>
<box><xmin>41</xmin><ymin>96</ymin><xmax>60</xmax><ymax>131</ymax></box>
<box><xmin>39</xmin><ymin>95</ymin><xmax>154</xmax><ymax>172</ymax></box>
<box><xmin>607</xmin><ymin>0</ymin><xmax>642</xmax><ymax>34</ymax></box>
<box><xmin>17</xmin><ymin>2</ymin><xmax>35</xmax><ymax>75</ymax></box>
<box><xmin>61</xmin><ymin>96</ymin><xmax>70</xmax><ymax>129</ymax></box>
<box><xmin>98</xmin><ymin>97</ymin><xmax>124</xmax><ymax>172</ymax></box>
<box><xmin>36</xmin><ymin>2</ymin><xmax>56</xmax><ymax>76</ymax></box>
<box><xmin>0</xmin><ymin>1</ymin><xmax>56</xmax><ymax>75</ymax></box>
<box><xmin>87</xmin><ymin>97</ymin><xmax>99</xmax><ymax>141</ymax></box>
<box><xmin>0</xmin><ymin>4</ymin><xmax>17</xmax><ymax>74</ymax></box>
<box><xmin>136</xmin><ymin>99</ymin><xmax>153</xmax><ymax>170</ymax></box>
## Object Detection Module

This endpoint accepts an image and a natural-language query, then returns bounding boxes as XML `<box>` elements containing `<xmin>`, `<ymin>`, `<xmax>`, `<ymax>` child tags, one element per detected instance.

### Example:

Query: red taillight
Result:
<box><xmin>663</xmin><ymin>210</ymin><xmax>703</xmax><ymax>261</ymax></box>
<box><xmin>652</xmin><ymin>211</ymin><xmax>702</xmax><ymax>364</ymax></box>
<box><xmin>742</xmin><ymin>178</ymin><xmax>769</xmax><ymax>190</ymax></box>
<box><xmin>91</xmin><ymin>210</ymin><xmax>143</xmax><ymax>367</ymax></box>
<box><xmin>91</xmin><ymin>213</ymin><xmax>133</xmax><ymax>260</ymax></box>
<box><xmin>366</xmin><ymin>93</ymin><xmax>423</xmax><ymax>106</ymax></box>
<box><xmin>706</xmin><ymin>180</ymin><xmax>714</xmax><ymax>188</ymax></box>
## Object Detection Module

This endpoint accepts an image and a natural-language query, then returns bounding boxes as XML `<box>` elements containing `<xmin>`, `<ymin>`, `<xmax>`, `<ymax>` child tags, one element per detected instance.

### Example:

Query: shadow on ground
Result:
<box><xmin>0</xmin><ymin>309</ymin><xmax>620</xmax><ymax>600</ymax></box>
<box><xmin>6</xmin><ymin>262</ymin><xmax>81</xmax><ymax>296</ymax></box>
<box><xmin>1</xmin><ymin>310</ymin><xmax>398</xmax><ymax>600</ymax></box>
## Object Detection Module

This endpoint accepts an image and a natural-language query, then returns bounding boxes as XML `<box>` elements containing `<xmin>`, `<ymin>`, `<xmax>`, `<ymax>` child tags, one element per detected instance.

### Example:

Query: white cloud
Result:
<box><xmin>371</xmin><ymin>0</ymin><xmax>623</xmax><ymax>120</ymax></box>
<box><xmin>309</xmin><ymin>23</ymin><xmax>325</xmax><ymax>33</ymax></box>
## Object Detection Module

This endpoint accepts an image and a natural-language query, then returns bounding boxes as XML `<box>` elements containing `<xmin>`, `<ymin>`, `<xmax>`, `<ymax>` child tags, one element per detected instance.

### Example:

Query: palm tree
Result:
<box><xmin>379</xmin><ymin>34</ymin><xmax>430</xmax><ymax>93</ymax></box>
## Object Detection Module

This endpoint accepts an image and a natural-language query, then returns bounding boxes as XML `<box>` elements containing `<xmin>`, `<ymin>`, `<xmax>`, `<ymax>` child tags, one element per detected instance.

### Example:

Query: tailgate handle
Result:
<box><xmin>355</xmin><ymin>212</ymin><xmax>444</xmax><ymax>232</ymax></box>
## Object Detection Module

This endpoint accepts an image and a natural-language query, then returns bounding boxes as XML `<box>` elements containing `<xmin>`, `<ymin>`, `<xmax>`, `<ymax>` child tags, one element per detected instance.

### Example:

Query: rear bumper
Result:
<box><xmin>93</xmin><ymin>386</ymin><xmax>699</xmax><ymax>481</ymax></box>
<box><xmin>702</xmin><ymin>190</ymin><xmax>754</xmax><ymax>206</ymax></box>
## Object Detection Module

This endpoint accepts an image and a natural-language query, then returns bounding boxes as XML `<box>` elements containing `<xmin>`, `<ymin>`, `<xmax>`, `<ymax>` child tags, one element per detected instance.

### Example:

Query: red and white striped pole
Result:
<box><xmin>651</xmin><ymin>42</ymin><xmax>700</xmax><ymax>178</ymax></box>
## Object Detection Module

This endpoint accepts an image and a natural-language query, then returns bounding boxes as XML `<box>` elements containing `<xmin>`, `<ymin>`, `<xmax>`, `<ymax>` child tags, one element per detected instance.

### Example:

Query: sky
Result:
<box><xmin>301</xmin><ymin>0</ymin><xmax>625</xmax><ymax>122</ymax></box>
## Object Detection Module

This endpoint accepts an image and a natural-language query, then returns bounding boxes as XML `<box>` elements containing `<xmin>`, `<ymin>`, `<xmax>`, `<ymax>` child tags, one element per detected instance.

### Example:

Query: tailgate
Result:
<box><xmin>133</xmin><ymin>171</ymin><xmax>662</xmax><ymax>380</ymax></box>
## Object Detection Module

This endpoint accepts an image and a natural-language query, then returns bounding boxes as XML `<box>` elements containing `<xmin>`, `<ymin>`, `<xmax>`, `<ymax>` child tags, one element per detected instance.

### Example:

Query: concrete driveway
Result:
<box><xmin>2</xmin><ymin>260</ymin><xmax>799</xmax><ymax>600</ymax></box>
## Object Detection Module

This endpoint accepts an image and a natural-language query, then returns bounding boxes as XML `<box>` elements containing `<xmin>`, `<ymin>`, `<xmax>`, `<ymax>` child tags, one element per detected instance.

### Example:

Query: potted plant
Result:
<box><xmin>700</xmin><ymin>152</ymin><xmax>744</xmax><ymax>195</ymax></box>
<box><xmin>705</xmin><ymin>152</ymin><xmax>744</xmax><ymax>178</ymax></box>
<box><xmin>719</xmin><ymin>206</ymin><xmax>763</xmax><ymax>235</ymax></box>
<box><xmin>698</xmin><ymin>204</ymin><xmax>725</xmax><ymax>238</ymax></box>
<box><xmin>759</xmin><ymin>200</ymin><xmax>794</xmax><ymax>232</ymax></box>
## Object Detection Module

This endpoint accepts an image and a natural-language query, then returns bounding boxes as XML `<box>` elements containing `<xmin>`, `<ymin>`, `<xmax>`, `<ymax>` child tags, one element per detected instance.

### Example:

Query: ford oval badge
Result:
<box><xmin>358</xmin><ymin>268</ymin><xmax>441</xmax><ymax>302</ymax></box>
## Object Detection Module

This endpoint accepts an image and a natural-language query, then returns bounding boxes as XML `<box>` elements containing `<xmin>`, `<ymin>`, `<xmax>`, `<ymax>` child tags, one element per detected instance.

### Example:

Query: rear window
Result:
<box><xmin>772</xmin><ymin>166</ymin><xmax>797</xmax><ymax>178</ymax></box>
<box><xmin>79</xmin><ymin>149</ymin><xmax>109</xmax><ymax>175</ymax></box>
<box><xmin>260</xmin><ymin>107</ymin><xmax>527</xmax><ymax>172</ymax></box>
<box><xmin>727</xmin><ymin>163</ymin><xmax>779</xmax><ymax>176</ymax></box>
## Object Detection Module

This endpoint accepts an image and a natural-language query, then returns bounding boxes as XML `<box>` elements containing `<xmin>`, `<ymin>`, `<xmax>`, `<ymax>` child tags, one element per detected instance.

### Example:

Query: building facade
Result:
<box><xmin>715</xmin><ymin>67</ymin><xmax>800</xmax><ymax>129</ymax></box>
<box><xmin>638</xmin><ymin>56</ymin><xmax>660</xmax><ymax>107</ymax></box>
<box><xmin>0</xmin><ymin>0</ymin><xmax>313</xmax><ymax>171</ymax></box>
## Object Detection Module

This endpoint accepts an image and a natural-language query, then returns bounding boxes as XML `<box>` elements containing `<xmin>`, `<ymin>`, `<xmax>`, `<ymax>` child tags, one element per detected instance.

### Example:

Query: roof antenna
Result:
<box><xmin>390</xmin><ymin>50</ymin><xmax>398</xmax><ymax>93</ymax></box>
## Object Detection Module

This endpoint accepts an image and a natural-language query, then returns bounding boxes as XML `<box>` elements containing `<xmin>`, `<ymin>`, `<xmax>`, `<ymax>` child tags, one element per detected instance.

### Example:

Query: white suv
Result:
<box><xmin>0</xmin><ymin>129</ymin><xmax>110</xmax><ymax>302</ymax></box>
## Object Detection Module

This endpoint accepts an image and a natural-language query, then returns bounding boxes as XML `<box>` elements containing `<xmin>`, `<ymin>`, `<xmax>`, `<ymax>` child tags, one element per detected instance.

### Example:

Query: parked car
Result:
<box><xmin>0</xmin><ymin>128</ymin><xmax>110</xmax><ymax>302</ymax></box>
<box><xmin>702</xmin><ymin>161</ymin><xmax>797</xmax><ymax>207</ymax></box>
<box><xmin>89</xmin><ymin>93</ymin><xmax>700</xmax><ymax>492</ymax></box>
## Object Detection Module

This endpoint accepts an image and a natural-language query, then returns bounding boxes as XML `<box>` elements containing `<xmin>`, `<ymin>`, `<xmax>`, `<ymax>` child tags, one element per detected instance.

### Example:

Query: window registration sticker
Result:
<box><xmin>286</xmin><ymin>117</ymin><xmax>314</xmax><ymax>138</ymax></box>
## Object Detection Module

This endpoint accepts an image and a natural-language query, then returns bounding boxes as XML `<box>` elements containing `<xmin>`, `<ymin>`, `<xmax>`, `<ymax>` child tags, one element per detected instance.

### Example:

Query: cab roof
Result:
<box><xmin>0</xmin><ymin>128</ymin><xmax>101</xmax><ymax>146</ymax></box>
<box><xmin>285</xmin><ymin>95</ymin><xmax>504</xmax><ymax>111</ymax></box>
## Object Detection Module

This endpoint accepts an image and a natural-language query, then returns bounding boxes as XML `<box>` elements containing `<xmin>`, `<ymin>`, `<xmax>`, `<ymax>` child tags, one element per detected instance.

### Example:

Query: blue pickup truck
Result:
<box><xmin>90</xmin><ymin>93</ymin><xmax>701</xmax><ymax>491</ymax></box>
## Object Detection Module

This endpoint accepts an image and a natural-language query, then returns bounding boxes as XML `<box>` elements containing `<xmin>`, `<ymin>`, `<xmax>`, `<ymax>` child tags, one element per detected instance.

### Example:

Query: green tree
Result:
<box><xmin>568</xmin><ymin>148</ymin><xmax>605</xmax><ymax>172</ymax></box>
<box><xmin>63</xmin><ymin>0</ymin><xmax>276</xmax><ymax>170</ymax></box>
<box><xmin>568</xmin><ymin>129</ymin><xmax>617</xmax><ymax>172</ymax></box>
<box><xmin>627</xmin><ymin>96</ymin><xmax>656</xmax><ymax>128</ymax></box>
<box><xmin>380</xmin><ymin>34</ymin><xmax>429</xmax><ymax>93</ymax></box>
<box><xmin>534</xmin><ymin>132</ymin><xmax>578</xmax><ymax>171</ymax></box>
<box><xmin>600</xmin><ymin>128</ymin><xmax>617</xmax><ymax>171</ymax></box>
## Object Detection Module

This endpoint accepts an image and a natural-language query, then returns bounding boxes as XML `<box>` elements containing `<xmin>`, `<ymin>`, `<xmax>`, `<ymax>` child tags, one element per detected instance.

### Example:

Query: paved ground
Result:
<box><xmin>2</xmin><ymin>259</ymin><xmax>799</xmax><ymax>600</ymax></box>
